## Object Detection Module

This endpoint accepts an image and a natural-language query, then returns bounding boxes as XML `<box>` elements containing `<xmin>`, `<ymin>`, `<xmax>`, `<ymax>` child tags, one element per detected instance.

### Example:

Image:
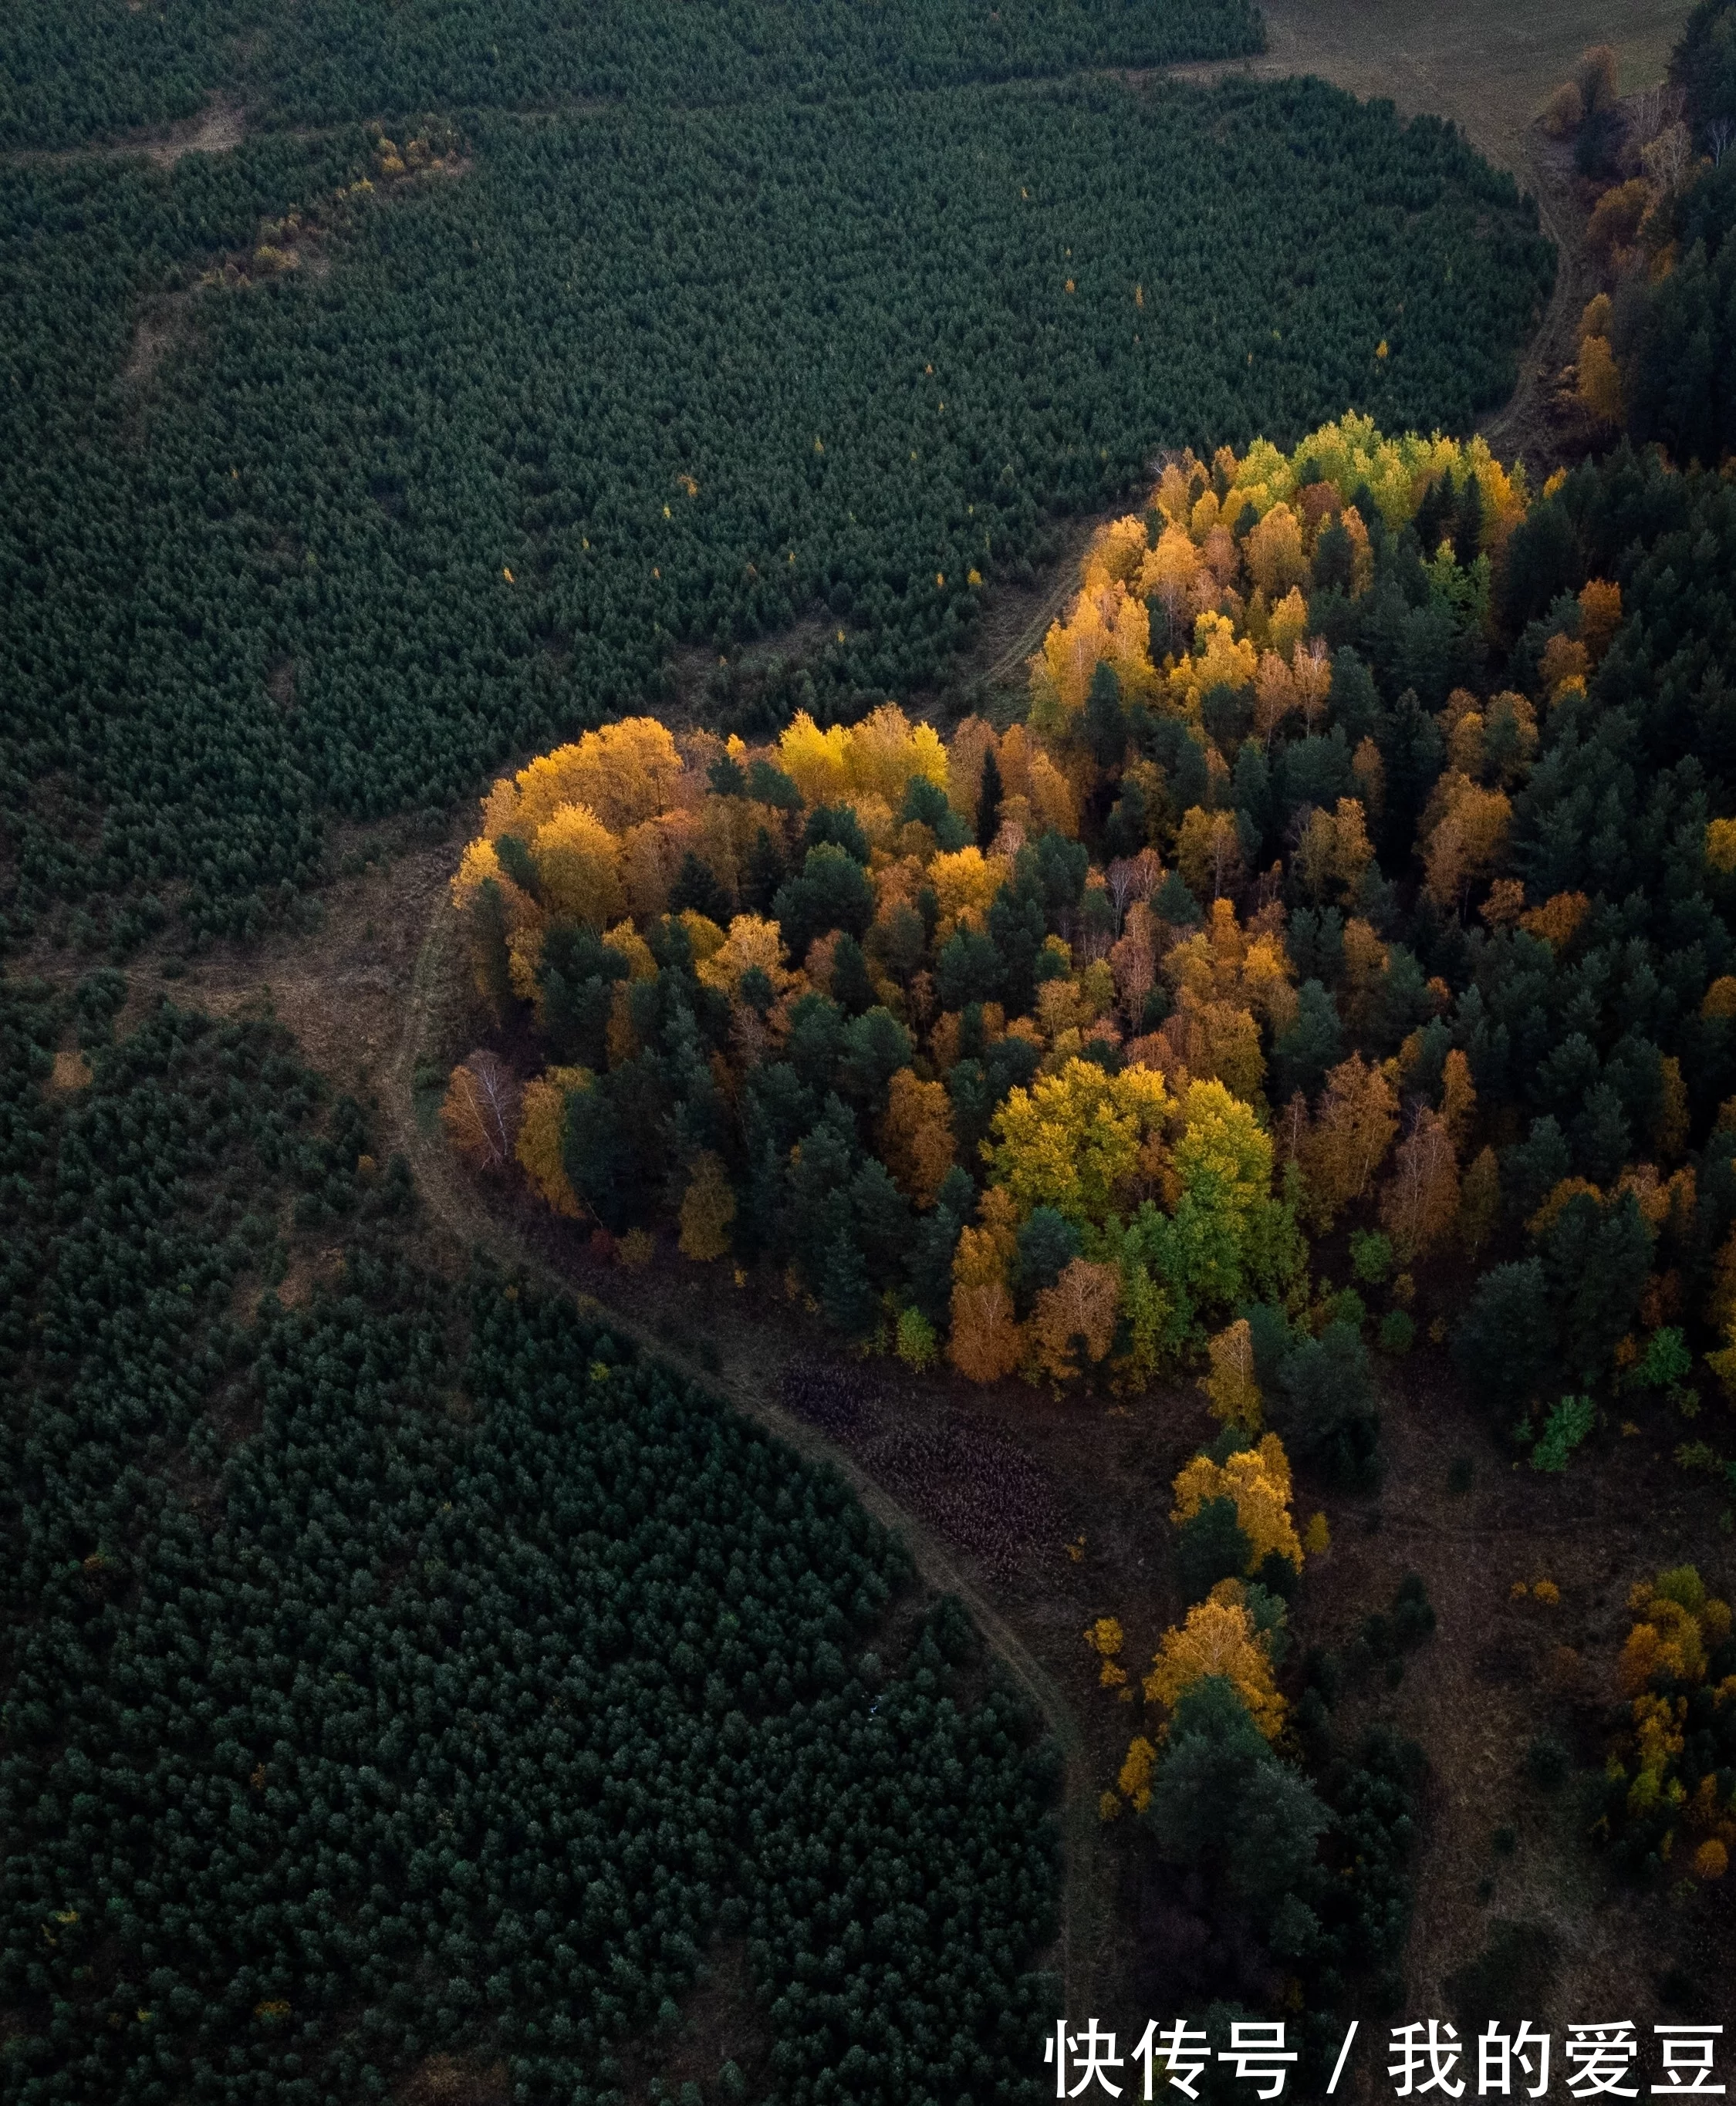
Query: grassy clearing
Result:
<box><xmin>1174</xmin><ymin>0</ymin><xmax>1694</xmax><ymax>170</ymax></box>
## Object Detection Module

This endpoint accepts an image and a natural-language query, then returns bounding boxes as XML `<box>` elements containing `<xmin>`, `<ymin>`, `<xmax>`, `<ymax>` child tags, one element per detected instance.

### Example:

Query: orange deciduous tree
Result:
<box><xmin>1578</xmin><ymin>579</ymin><xmax>1623</xmax><ymax>660</ymax></box>
<box><xmin>879</xmin><ymin>1068</ymin><xmax>958</xmax><ymax>1208</ymax></box>
<box><xmin>948</xmin><ymin>1279</ymin><xmax>1024</xmax><ymax>1382</ymax></box>
<box><xmin>1142</xmin><ymin>1597</ymin><xmax>1285</xmax><ymax>1740</ymax></box>
<box><xmin>442</xmin><ymin>1051</ymin><xmax>521</xmax><ymax>1171</ymax></box>
<box><xmin>1440</xmin><ymin>1047</ymin><xmax>1476</xmax><ymax>1147</ymax></box>
<box><xmin>949</xmin><ymin>1188</ymin><xmax>1025</xmax><ymax>1382</ymax></box>
<box><xmin>1380</xmin><ymin>1107</ymin><xmax>1461</xmax><ymax>1261</ymax></box>
<box><xmin>1031</xmin><ymin>1257</ymin><xmax>1122</xmax><ymax>1379</ymax></box>
<box><xmin>1297</xmin><ymin>1054</ymin><xmax>1400</xmax><ymax>1227</ymax></box>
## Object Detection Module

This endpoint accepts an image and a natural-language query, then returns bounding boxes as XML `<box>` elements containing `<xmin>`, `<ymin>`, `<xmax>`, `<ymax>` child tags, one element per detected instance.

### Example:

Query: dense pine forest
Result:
<box><xmin>0</xmin><ymin>0</ymin><xmax>1264</xmax><ymax>151</ymax></box>
<box><xmin>0</xmin><ymin>76</ymin><xmax>1549</xmax><ymax>941</ymax></box>
<box><xmin>0</xmin><ymin>984</ymin><xmax>1059</xmax><ymax>2104</ymax></box>
<box><xmin>6</xmin><ymin>0</ymin><xmax>1736</xmax><ymax>2097</ymax></box>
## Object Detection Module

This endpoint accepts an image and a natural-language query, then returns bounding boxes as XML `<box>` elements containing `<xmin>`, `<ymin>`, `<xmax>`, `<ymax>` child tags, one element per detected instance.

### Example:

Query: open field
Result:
<box><xmin>1175</xmin><ymin>0</ymin><xmax>1694</xmax><ymax>172</ymax></box>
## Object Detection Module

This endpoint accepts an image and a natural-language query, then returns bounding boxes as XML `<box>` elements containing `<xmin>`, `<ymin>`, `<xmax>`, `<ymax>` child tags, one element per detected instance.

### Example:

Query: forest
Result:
<box><xmin>0</xmin><ymin>977</ymin><xmax>1060</xmax><ymax>2104</ymax></box>
<box><xmin>0</xmin><ymin>0</ymin><xmax>1264</xmax><ymax>153</ymax></box>
<box><xmin>1552</xmin><ymin>1</ymin><xmax>1736</xmax><ymax>463</ymax></box>
<box><xmin>0</xmin><ymin>77</ymin><xmax>1549</xmax><ymax>940</ymax></box>
<box><xmin>7</xmin><ymin>0</ymin><xmax>1736</xmax><ymax>2092</ymax></box>
<box><xmin>446</xmin><ymin>413</ymin><xmax>1736</xmax><ymax>1487</ymax></box>
<box><xmin>436</xmin><ymin>400</ymin><xmax>1736</xmax><ymax>1993</ymax></box>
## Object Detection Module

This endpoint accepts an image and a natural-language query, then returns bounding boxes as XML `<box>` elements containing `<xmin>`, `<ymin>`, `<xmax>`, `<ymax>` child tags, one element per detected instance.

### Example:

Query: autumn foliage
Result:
<box><xmin>441</xmin><ymin>409</ymin><xmax>1736</xmax><ymax>1429</ymax></box>
<box><xmin>1604</xmin><ymin>1568</ymin><xmax>1736</xmax><ymax>1882</ymax></box>
<box><xmin>441</xmin><ymin>1051</ymin><xmax>520</xmax><ymax>1171</ymax></box>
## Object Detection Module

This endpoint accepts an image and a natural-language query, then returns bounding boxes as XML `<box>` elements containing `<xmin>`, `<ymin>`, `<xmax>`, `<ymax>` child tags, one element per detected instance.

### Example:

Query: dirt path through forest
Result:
<box><xmin>377</xmin><ymin>897</ymin><xmax>1108</xmax><ymax>2022</ymax></box>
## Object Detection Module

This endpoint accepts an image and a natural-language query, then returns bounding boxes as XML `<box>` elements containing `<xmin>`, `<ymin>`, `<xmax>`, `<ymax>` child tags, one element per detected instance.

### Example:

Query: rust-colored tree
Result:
<box><xmin>442</xmin><ymin>1051</ymin><xmax>521</xmax><ymax>1171</ymax></box>
<box><xmin>1380</xmin><ymin>1108</ymin><xmax>1461</xmax><ymax>1262</ymax></box>
<box><xmin>1031</xmin><ymin>1257</ymin><xmax>1122</xmax><ymax>1380</ymax></box>
<box><xmin>879</xmin><ymin>1068</ymin><xmax>958</xmax><ymax>1208</ymax></box>
<box><xmin>1458</xmin><ymin>1145</ymin><xmax>1501</xmax><ymax>1260</ymax></box>
<box><xmin>1297</xmin><ymin>1054</ymin><xmax>1399</xmax><ymax>1227</ymax></box>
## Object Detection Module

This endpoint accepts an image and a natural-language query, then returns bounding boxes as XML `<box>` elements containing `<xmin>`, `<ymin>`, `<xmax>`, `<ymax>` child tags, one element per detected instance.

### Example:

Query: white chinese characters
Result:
<box><xmin>1041</xmin><ymin>2021</ymin><xmax>1723</xmax><ymax>2099</ymax></box>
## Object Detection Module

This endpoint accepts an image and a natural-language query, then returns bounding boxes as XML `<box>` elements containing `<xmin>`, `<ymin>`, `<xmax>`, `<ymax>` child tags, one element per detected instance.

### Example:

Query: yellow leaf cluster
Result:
<box><xmin>1199</xmin><ymin>1317</ymin><xmax>1261</xmax><ymax>1430</ymax></box>
<box><xmin>484</xmin><ymin>718</ymin><xmax>684</xmax><ymax>839</ymax></box>
<box><xmin>1142</xmin><ymin>1598</ymin><xmax>1285</xmax><ymax>1740</ymax></box>
<box><xmin>777</xmin><ymin>702</ymin><xmax>947</xmax><ymax>809</ymax></box>
<box><xmin>1170</xmin><ymin>610</ymin><xmax>1259</xmax><ymax>717</ymax></box>
<box><xmin>516</xmin><ymin>1065</ymin><xmax>589</xmax><ymax>1217</ymax></box>
<box><xmin>986</xmin><ymin>1057</ymin><xmax>1169</xmax><ymax>1228</ymax></box>
<box><xmin>696</xmin><ymin>913</ymin><xmax>799</xmax><ymax>1004</ymax></box>
<box><xmin>1170</xmin><ymin>1433</ymin><xmax>1302</xmax><ymax>1574</ymax></box>
<box><xmin>678</xmin><ymin>1151</ymin><xmax>737</xmax><ymax>1261</ymax></box>
<box><xmin>928</xmin><ymin>845</ymin><xmax>1011</xmax><ymax>942</ymax></box>
<box><xmin>534</xmin><ymin>803</ymin><xmax>625</xmax><ymax>927</ymax></box>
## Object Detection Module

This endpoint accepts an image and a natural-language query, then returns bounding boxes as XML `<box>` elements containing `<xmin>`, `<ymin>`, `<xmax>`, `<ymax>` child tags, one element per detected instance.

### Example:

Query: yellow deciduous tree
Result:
<box><xmin>678</xmin><ymin>1151</ymin><xmax>737</xmax><ymax>1261</ymax></box>
<box><xmin>502</xmin><ymin>718</ymin><xmax>683</xmax><ymax>835</ymax></box>
<box><xmin>843</xmin><ymin>701</ymin><xmax>949</xmax><ymax>807</ymax></box>
<box><xmin>1174</xmin><ymin>806</ymin><xmax>1245</xmax><ymax>901</ymax></box>
<box><xmin>1578</xmin><ymin>336</ymin><xmax>1624</xmax><ymax>427</ymax></box>
<box><xmin>1420</xmin><ymin>771</ymin><xmax>1512</xmax><ymax>912</ymax></box>
<box><xmin>1142</xmin><ymin>1598</ymin><xmax>1285</xmax><ymax>1740</ymax></box>
<box><xmin>534</xmin><ymin>803</ymin><xmax>626</xmax><ymax>926</ymax></box>
<box><xmin>1157</xmin><ymin>990</ymin><xmax>1265</xmax><ymax>1104</ymax></box>
<box><xmin>1244</xmin><ymin>501</ymin><xmax>1308</xmax><ymax>599</ymax></box>
<box><xmin>1292</xmin><ymin>798</ymin><xmax>1373</xmax><ymax>904</ymax></box>
<box><xmin>516</xmin><ymin>1066</ymin><xmax>589</xmax><ymax>1216</ymax></box>
<box><xmin>1380</xmin><ymin>1108</ymin><xmax>1461</xmax><ymax>1261</ymax></box>
<box><xmin>986</xmin><ymin>1058</ymin><xmax>1169</xmax><ymax>1228</ymax></box>
<box><xmin>697</xmin><ymin>913</ymin><xmax>798</xmax><ymax>1005</ymax></box>
<box><xmin>1200</xmin><ymin>1317</ymin><xmax>1261</xmax><ymax>1431</ymax></box>
<box><xmin>1117</xmin><ymin>1735</ymin><xmax>1157</xmax><ymax>1812</ymax></box>
<box><xmin>1140</xmin><ymin>523</ymin><xmax>1203</xmax><ymax>645</ymax></box>
<box><xmin>1297</xmin><ymin>1054</ymin><xmax>1400</xmax><ymax>1226</ymax></box>
<box><xmin>776</xmin><ymin>710</ymin><xmax>853</xmax><ymax>806</ymax></box>
<box><xmin>1170</xmin><ymin>1433</ymin><xmax>1302</xmax><ymax>1574</ymax></box>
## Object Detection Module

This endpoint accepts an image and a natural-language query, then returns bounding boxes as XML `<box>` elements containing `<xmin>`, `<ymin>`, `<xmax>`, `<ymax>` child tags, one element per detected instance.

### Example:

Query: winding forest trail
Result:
<box><xmin>380</xmin><ymin>898</ymin><xmax>1108</xmax><ymax>2023</ymax></box>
